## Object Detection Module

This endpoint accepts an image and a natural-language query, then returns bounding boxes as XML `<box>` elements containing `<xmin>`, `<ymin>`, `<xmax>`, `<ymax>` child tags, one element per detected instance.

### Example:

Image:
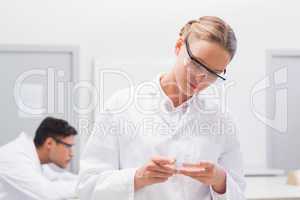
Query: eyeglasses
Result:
<box><xmin>184</xmin><ymin>35</ymin><xmax>227</xmax><ymax>81</ymax></box>
<box><xmin>52</xmin><ymin>137</ymin><xmax>74</xmax><ymax>149</ymax></box>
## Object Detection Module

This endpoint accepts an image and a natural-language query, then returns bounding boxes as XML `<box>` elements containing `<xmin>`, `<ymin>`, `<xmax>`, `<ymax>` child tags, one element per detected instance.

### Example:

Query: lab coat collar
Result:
<box><xmin>155</xmin><ymin>73</ymin><xmax>197</xmax><ymax>113</ymax></box>
<box><xmin>14</xmin><ymin>132</ymin><xmax>42</xmax><ymax>173</ymax></box>
<box><xmin>153</xmin><ymin>73</ymin><xmax>207</xmax><ymax>139</ymax></box>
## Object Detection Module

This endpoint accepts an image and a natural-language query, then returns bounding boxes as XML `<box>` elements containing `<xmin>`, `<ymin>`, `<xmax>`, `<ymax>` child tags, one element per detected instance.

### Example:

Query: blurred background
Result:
<box><xmin>0</xmin><ymin>0</ymin><xmax>300</xmax><ymax>199</ymax></box>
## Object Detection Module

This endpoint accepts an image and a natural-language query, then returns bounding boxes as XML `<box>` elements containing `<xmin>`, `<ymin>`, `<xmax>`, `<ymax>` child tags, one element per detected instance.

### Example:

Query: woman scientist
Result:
<box><xmin>79</xmin><ymin>16</ymin><xmax>246</xmax><ymax>200</ymax></box>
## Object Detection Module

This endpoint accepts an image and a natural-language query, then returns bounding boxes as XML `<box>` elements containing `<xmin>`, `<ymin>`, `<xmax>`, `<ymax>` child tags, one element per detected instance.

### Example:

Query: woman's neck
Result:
<box><xmin>160</xmin><ymin>72</ymin><xmax>191</xmax><ymax>108</ymax></box>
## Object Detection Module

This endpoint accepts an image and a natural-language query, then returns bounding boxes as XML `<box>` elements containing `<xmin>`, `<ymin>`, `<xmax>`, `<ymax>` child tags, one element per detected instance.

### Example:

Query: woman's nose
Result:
<box><xmin>195</xmin><ymin>73</ymin><xmax>207</xmax><ymax>82</ymax></box>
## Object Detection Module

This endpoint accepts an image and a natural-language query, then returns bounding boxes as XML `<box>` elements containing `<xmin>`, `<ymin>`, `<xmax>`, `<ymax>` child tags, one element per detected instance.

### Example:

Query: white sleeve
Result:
<box><xmin>210</xmin><ymin>117</ymin><xmax>246</xmax><ymax>200</ymax></box>
<box><xmin>78</xmin><ymin>112</ymin><xmax>137</xmax><ymax>200</ymax></box>
<box><xmin>42</xmin><ymin>164</ymin><xmax>78</xmax><ymax>182</ymax></box>
<box><xmin>0</xmin><ymin>164</ymin><xmax>77</xmax><ymax>200</ymax></box>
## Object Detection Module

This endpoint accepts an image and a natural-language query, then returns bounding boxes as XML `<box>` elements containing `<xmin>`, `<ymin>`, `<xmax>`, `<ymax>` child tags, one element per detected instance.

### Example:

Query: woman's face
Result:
<box><xmin>173</xmin><ymin>38</ymin><xmax>231</xmax><ymax>97</ymax></box>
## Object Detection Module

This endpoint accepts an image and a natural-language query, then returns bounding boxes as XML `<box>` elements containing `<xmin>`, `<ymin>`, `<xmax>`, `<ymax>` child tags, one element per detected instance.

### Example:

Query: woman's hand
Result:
<box><xmin>178</xmin><ymin>161</ymin><xmax>227</xmax><ymax>194</ymax></box>
<box><xmin>134</xmin><ymin>156</ymin><xmax>176</xmax><ymax>191</ymax></box>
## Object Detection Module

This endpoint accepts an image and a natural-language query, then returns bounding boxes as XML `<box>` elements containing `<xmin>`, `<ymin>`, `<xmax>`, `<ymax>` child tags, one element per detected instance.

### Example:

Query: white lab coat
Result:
<box><xmin>0</xmin><ymin>133</ymin><xmax>78</xmax><ymax>200</ymax></box>
<box><xmin>78</xmin><ymin>74</ymin><xmax>246</xmax><ymax>200</ymax></box>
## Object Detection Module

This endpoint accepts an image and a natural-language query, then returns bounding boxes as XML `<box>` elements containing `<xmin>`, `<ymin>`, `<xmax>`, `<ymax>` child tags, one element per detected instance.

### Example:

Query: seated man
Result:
<box><xmin>0</xmin><ymin>117</ymin><xmax>78</xmax><ymax>200</ymax></box>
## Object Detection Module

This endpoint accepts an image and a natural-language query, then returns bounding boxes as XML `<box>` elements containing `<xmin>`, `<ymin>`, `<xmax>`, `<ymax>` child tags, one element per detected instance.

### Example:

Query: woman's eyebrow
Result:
<box><xmin>194</xmin><ymin>55</ymin><xmax>209</xmax><ymax>66</ymax></box>
<box><xmin>193</xmin><ymin>56</ymin><xmax>224</xmax><ymax>73</ymax></box>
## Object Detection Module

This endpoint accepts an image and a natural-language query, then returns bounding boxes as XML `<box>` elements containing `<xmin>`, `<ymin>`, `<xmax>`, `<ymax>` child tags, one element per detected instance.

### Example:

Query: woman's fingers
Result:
<box><xmin>178</xmin><ymin>164</ymin><xmax>211</xmax><ymax>177</ymax></box>
<box><xmin>182</xmin><ymin>161</ymin><xmax>213</xmax><ymax>169</ymax></box>
<box><xmin>178</xmin><ymin>162</ymin><xmax>214</xmax><ymax>177</ymax></box>
<box><xmin>144</xmin><ymin>170</ymin><xmax>172</xmax><ymax>178</ymax></box>
<box><xmin>147</xmin><ymin>162</ymin><xmax>176</xmax><ymax>175</ymax></box>
<box><xmin>179</xmin><ymin>169</ymin><xmax>210</xmax><ymax>177</ymax></box>
<box><xmin>151</xmin><ymin>156</ymin><xmax>175</xmax><ymax>165</ymax></box>
<box><xmin>150</xmin><ymin>156</ymin><xmax>176</xmax><ymax>174</ymax></box>
<box><xmin>148</xmin><ymin>165</ymin><xmax>175</xmax><ymax>175</ymax></box>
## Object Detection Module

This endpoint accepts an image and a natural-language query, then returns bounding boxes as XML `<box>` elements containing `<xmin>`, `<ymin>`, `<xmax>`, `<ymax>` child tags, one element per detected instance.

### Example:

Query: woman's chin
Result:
<box><xmin>190</xmin><ymin>84</ymin><xmax>209</xmax><ymax>95</ymax></box>
<box><xmin>179</xmin><ymin>84</ymin><xmax>205</xmax><ymax>98</ymax></box>
<box><xmin>184</xmin><ymin>86</ymin><xmax>197</xmax><ymax>97</ymax></box>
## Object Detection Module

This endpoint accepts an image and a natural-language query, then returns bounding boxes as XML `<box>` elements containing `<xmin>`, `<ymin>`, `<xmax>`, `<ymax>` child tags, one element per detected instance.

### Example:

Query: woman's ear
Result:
<box><xmin>174</xmin><ymin>37</ymin><xmax>184</xmax><ymax>56</ymax></box>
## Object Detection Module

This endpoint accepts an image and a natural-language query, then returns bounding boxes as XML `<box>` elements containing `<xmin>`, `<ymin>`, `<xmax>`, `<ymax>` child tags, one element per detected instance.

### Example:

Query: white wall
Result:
<box><xmin>0</xmin><ymin>0</ymin><xmax>299</xmax><ymax>168</ymax></box>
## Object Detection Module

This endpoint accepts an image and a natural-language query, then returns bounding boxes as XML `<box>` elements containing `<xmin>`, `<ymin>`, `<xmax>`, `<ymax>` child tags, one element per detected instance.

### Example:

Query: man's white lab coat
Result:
<box><xmin>78</xmin><ymin>75</ymin><xmax>246</xmax><ymax>200</ymax></box>
<box><xmin>0</xmin><ymin>133</ymin><xmax>78</xmax><ymax>200</ymax></box>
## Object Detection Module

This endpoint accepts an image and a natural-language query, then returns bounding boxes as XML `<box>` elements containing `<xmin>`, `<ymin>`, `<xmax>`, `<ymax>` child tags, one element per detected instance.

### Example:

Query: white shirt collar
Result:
<box><xmin>155</xmin><ymin>73</ymin><xmax>197</xmax><ymax>113</ymax></box>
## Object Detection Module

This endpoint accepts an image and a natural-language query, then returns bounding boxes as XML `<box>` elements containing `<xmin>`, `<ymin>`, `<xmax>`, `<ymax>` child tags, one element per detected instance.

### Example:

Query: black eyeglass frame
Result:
<box><xmin>184</xmin><ymin>35</ymin><xmax>227</xmax><ymax>81</ymax></box>
<box><xmin>51</xmin><ymin>137</ymin><xmax>74</xmax><ymax>148</ymax></box>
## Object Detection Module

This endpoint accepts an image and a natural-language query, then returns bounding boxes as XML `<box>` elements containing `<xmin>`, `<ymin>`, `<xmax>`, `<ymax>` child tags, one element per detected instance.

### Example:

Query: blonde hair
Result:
<box><xmin>180</xmin><ymin>16</ymin><xmax>237</xmax><ymax>59</ymax></box>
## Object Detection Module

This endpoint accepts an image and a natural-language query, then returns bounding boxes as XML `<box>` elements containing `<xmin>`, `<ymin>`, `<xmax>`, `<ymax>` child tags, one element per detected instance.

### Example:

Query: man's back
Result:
<box><xmin>0</xmin><ymin>133</ymin><xmax>78</xmax><ymax>200</ymax></box>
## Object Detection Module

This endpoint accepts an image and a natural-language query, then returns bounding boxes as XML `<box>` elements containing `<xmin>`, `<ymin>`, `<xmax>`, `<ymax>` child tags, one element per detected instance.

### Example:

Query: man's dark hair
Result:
<box><xmin>34</xmin><ymin>117</ymin><xmax>77</xmax><ymax>148</ymax></box>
